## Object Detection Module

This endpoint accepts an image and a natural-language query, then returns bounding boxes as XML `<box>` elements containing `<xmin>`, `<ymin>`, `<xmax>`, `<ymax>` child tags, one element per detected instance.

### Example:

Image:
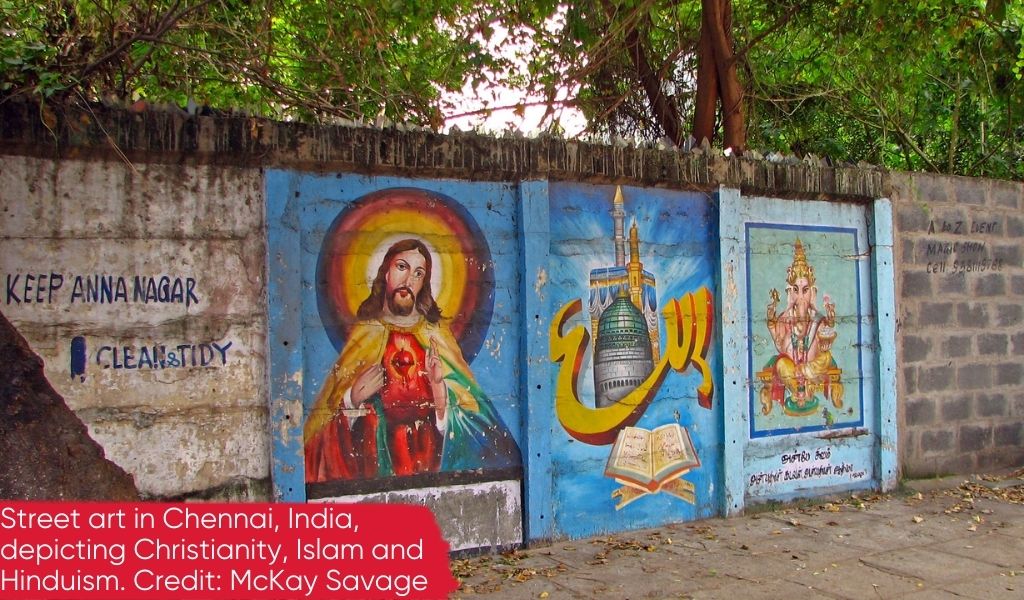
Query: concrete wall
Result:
<box><xmin>893</xmin><ymin>173</ymin><xmax>1024</xmax><ymax>476</ymax></box>
<box><xmin>0</xmin><ymin>98</ymin><xmax>1019</xmax><ymax>549</ymax></box>
<box><xmin>0</xmin><ymin>155</ymin><xmax>268</xmax><ymax>499</ymax></box>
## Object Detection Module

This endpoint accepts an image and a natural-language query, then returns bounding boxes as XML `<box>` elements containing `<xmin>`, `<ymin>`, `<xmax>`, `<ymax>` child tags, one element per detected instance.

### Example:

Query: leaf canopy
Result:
<box><xmin>1</xmin><ymin>0</ymin><xmax>1021</xmax><ymax>179</ymax></box>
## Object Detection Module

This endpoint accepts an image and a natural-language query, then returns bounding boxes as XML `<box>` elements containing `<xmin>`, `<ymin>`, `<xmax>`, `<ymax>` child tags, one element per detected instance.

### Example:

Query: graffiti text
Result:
<box><xmin>4</xmin><ymin>273</ymin><xmax>200</xmax><ymax>307</ymax></box>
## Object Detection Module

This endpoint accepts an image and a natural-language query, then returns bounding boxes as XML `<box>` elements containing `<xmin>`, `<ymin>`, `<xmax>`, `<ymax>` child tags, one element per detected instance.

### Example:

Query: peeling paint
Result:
<box><xmin>534</xmin><ymin>267</ymin><xmax>548</xmax><ymax>299</ymax></box>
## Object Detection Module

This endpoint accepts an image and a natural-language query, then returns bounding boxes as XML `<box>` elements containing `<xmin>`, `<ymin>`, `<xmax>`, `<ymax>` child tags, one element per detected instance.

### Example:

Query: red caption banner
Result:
<box><xmin>0</xmin><ymin>502</ymin><xmax>457</xmax><ymax>599</ymax></box>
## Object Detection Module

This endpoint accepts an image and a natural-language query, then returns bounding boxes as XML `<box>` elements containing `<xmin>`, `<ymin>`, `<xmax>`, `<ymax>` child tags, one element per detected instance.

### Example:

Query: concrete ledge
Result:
<box><xmin>310</xmin><ymin>479</ymin><xmax>523</xmax><ymax>552</ymax></box>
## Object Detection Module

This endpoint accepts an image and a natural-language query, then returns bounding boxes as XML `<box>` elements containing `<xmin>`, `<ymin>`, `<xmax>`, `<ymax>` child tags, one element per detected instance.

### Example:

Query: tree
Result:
<box><xmin>2</xmin><ymin>0</ymin><xmax>1021</xmax><ymax>179</ymax></box>
<box><xmin>0</xmin><ymin>0</ymin><xmax>508</xmax><ymax>126</ymax></box>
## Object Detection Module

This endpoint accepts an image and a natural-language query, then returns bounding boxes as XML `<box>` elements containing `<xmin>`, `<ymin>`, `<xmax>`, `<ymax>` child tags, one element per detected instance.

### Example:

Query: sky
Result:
<box><xmin>440</xmin><ymin>17</ymin><xmax>588</xmax><ymax>137</ymax></box>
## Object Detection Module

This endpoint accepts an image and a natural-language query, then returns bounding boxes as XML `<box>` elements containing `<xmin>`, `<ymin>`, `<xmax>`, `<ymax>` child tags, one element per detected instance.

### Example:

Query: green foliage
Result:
<box><xmin>1</xmin><ymin>0</ymin><xmax>1021</xmax><ymax>179</ymax></box>
<box><xmin>0</xmin><ymin>0</ymin><xmax>507</xmax><ymax>125</ymax></box>
<box><xmin>743</xmin><ymin>0</ymin><xmax>1023</xmax><ymax>180</ymax></box>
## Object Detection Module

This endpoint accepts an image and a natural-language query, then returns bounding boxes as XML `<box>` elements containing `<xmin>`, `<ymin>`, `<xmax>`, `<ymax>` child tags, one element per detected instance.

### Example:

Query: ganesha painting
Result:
<box><xmin>757</xmin><ymin>238</ymin><xmax>844</xmax><ymax>417</ymax></box>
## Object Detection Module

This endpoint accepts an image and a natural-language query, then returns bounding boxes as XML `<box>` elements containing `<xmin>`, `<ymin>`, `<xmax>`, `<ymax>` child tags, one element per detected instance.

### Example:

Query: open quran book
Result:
<box><xmin>604</xmin><ymin>423</ymin><xmax>700</xmax><ymax>509</ymax></box>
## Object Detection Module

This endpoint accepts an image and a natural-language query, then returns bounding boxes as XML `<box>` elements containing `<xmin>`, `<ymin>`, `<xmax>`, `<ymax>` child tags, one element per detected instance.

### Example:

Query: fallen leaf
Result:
<box><xmin>912</xmin><ymin>516</ymin><xmax>924</xmax><ymax>523</ymax></box>
<box><xmin>539</xmin><ymin>592</ymin><xmax>549</xmax><ymax>598</ymax></box>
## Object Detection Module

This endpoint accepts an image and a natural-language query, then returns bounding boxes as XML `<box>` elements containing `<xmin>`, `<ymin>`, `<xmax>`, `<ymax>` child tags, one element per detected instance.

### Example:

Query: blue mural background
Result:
<box><xmin>546</xmin><ymin>183</ymin><xmax>722</xmax><ymax>538</ymax></box>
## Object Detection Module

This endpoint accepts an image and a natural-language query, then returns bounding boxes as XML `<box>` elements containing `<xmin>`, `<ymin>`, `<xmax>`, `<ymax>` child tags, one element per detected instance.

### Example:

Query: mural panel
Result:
<box><xmin>268</xmin><ymin>176</ymin><xmax>523</xmax><ymax>500</ymax></box>
<box><xmin>546</xmin><ymin>183</ymin><xmax>721</xmax><ymax>538</ymax></box>
<box><xmin>722</xmin><ymin>196</ymin><xmax>881</xmax><ymax>505</ymax></box>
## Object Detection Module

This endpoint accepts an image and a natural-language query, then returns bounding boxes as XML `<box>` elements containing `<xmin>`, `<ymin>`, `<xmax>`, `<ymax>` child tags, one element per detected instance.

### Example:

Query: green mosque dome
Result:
<box><xmin>596</xmin><ymin>292</ymin><xmax>650</xmax><ymax>351</ymax></box>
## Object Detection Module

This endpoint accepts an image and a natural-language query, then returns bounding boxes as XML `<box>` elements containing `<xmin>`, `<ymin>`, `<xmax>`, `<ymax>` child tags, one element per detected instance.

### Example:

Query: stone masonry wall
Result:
<box><xmin>893</xmin><ymin>172</ymin><xmax>1024</xmax><ymax>476</ymax></box>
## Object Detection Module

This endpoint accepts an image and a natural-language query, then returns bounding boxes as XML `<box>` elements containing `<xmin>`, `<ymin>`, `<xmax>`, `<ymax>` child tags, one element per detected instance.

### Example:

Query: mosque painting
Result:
<box><xmin>589</xmin><ymin>186</ymin><xmax>660</xmax><ymax>408</ymax></box>
<box><xmin>746</xmin><ymin>225</ymin><xmax>865</xmax><ymax>438</ymax></box>
<box><xmin>548</xmin><ymin>184</ymin><xmax>719</xmax><ymax>519</ymax></box>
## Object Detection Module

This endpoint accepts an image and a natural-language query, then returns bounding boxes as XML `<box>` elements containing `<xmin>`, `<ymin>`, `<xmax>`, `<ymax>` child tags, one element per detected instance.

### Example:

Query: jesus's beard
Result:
<box><xmin>387</xmin><ymin>288</ymin><xmax>416</xmax><ymax>316</ymax></box>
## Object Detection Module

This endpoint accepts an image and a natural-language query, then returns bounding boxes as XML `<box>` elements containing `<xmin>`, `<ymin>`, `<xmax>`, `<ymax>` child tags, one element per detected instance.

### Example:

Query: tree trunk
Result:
<box><xmin>692</xmin><ymin>14</ymin><xmax>718</xmax><ymax>145</ymax></box>
<box><xmin>694</xmin><ymin>0</ymin><xmax>746</xmax><ymax>151</ymax></box>
<box><xmin>602</xmin><ymin>0</ymin><xmax>685</xmax><ymax>146</ymax></box>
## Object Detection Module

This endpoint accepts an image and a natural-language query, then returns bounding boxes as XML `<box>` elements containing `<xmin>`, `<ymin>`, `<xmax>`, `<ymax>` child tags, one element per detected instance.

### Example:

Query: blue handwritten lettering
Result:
<box><xmin>88</xmin><ymin>340</ymin><xmax>233</xmax><ymax>371</ymax></box>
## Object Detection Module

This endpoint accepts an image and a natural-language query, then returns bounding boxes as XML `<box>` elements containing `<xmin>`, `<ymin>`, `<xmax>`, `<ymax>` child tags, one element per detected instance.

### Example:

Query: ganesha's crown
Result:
<box><xmin>786</xmin><ymin>238</ymin><xmax>815</xmax><ymax>286</ymax></box>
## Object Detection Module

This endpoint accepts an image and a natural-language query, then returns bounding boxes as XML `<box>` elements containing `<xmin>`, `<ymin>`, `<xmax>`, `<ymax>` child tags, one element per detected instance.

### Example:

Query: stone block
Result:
<box><xmin>973</xmin><ymin>274</ymin><xmax>1005</xmax><ymax>297</ymax></box>
<box><xmin>901</xmin><ymin>335</ymin><xmax>931</xmax><ymax>363</ymax></box>
<box><xmin>938</xmin><ymin>274</ymin><xmax>966</xmax><ymax>294</ymax></box>
<box><xmin>941</xmin><ymin>397</ymin><xmax>970</xmax><ymax>421</ymax></box>
<box><xmin>1013</xmin><ymin>332</ymin><xmax>1024</xmax><ymax>355</ymax></box>
<box><xmin>339</xmin><ymin>480</ymin><xmax>523</xmax><ymax>552</ymax></box>
<box><xmin>1006</xmin><ymin>215</ymin><xmax>1024</xmax><ymax>238</ymax></box>
<box><xmin>905</xmin><ymin>398</ymin><xmax>935</xmax><ymax>426</ymax></box>
<box><xmin>900</xmin><ymin>239</ymin><xmax>915</xmax><ymax>262</ymax></box>
<box><xmin>918</xmin><ymin>302</ymin><xmax>954</xmax><ymax>327</ymax></box>
<box><xmin>933</xmin><ymin>205</ymin><xmax>969</xmax><ymax>228</ymax></box>
<box><xmin>976</xmin><ymin>450</ymin><xmax>1018</xmax><ymax>471</ymax></box>
<box><xmin>958</xmin><ymin>425</ymin><xmax>992</xmax><ymax>453</ymax></box>
<box><xmin>990</xmin><ymin>243</ymin><xmax>1021</xmax><ymax>266</ymax></box>
<box><xmin>996</xmin><ymin>362</ymin><xmax>1022</xmax><ymax>386</ymax></box>
<box><xmin>976</xmin><ymin>393</ymin><xmax>1007</xmax><ymax>417</ymax></box>
<box><xmin>967</xmin><ymin>213</ymin><xmax>1002</xmax><ymax>233</ymax></box>
<box><xmin>920</xmin><ymin>429</ymin><xmax>953</xmax><ymax>454</ymax></box>
<box><xmin>957</xmin><ymin>364</ymin><xmax>992</xmax><ymax>390</ymax></box>
<box><xmin>957</xmin><ymin>303</ymin><xmax>989</xmax><ymax>328</ymax></box>
<box><xmin>994</xmin><ymin>423</ymin><xmax>1023</xmax><ymax>447</ymax></box>
<box><xmin>903</xmin><ymin>365</ymin><xmax>917</xmax><ymax>394</ymax></box>
<box><xmin>977</xmin><ymin>333</ymin><xmax>1008</xmax><ymax>355</ymax></box>
<box><xmin>913</xmin><ymin>174</ymin><xmax>955</xmax><ymax>204</ymax></box>
<box><xmin>935</xmin><ymin>454</ymin><xmax>976</xmax><ymax>474</ymax></box>
<box><xmin>955</xmin><ymin>181</ymin><xmax>988</xmax><ymax>205</ymax></box>
<box><xmin>900</xmin><ymin>271</ymin><xmax>932</xmax><ymax>298</ymax></box>
<box><xmin>989</xmin><ymin>181</ymin><xmax>1022</xmax><ymax>209</ymax></box>
<box><xmin>941</xmin><ymin>335</ymin><xmax>972</xmax><ymax>358</ymax></box>
<box><xmin>996</xmin><ymin>304</ymin><xmax>1022</xmax><ymax>327</ymax></box>
<box><xmin>918</xmin><ymin>366</ymin><xmax>953</xmax><ymax>392</ymax></box>
<box><xmin>1013</xmin><ymin>275</ymin><xmax>1024</xmax><ymax>295</ymax></box>
<box><xmin>896</xmin><ymin>203</ymin><xmax>931</xmax><ymax>232</ymax></box>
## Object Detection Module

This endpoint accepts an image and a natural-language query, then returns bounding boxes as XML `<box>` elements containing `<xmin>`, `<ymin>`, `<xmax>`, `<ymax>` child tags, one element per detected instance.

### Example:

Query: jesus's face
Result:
<box><xmin>384</xmin><ymin>249</ymin><xmax>428</xmax><ymax>316</ymax></box>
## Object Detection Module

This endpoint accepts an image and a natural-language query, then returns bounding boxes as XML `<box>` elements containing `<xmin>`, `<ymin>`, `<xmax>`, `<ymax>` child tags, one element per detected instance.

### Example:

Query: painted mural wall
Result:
<box><xmin>719</xmin><ymin>193</ymin><xmax>897</xmax><ymax>511</ymax></box>
<box><xmin>266</xmin><ymin>177</ymin><xmax>897</xmax><ymax>546</ymax></box>
<box><xmin>543</xmin><ymin>183</ymin><xmax>720</xmax><ymax>538</ymax></box>
<box><xmin>266</xmin><ymin>173</ymin><xmax>525</xmax><ymax>551</ymax></box>
<box><xmin>0</xmin><ymin>109</ymin><xmax>899</xmax><ymax>552</ymax></box>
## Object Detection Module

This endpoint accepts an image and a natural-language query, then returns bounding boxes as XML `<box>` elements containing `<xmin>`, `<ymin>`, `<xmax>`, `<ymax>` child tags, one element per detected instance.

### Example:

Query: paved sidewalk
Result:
<box><xmin>452</xmin><ymin>472</ymin><xmax>1024</xmax><ymax>599</ymax></box>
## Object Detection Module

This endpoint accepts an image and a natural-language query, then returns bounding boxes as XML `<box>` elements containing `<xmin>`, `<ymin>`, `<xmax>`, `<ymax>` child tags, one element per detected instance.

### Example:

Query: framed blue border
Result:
<box><xmin>744</xmin><ymin>223</ymin><xmax>865</xmax><ymax>439</ymax></box>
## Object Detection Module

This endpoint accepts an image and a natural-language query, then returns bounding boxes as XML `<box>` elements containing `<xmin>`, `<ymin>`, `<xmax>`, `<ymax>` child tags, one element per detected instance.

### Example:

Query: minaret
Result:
<box><xmin>612</xmin><ymin>186</ymin><xmax>626</xmax><ymax>267</ymax></box>
<box><xmin>628</xmin><ymin>220</ymin><xmax>643</xmax><ymax>309</ymax></box>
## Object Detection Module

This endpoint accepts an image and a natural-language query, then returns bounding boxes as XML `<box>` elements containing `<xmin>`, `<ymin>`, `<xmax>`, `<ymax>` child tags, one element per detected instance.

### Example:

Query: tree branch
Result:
<box><xmin>78</xmin><ymin>0</ymin><xmax>216</xmax><ymax>81</ymax></box>
<box><xmin>733</xmin><ymin>1</ymin><xmax>808</xmax><ymax>62</ymax></box>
